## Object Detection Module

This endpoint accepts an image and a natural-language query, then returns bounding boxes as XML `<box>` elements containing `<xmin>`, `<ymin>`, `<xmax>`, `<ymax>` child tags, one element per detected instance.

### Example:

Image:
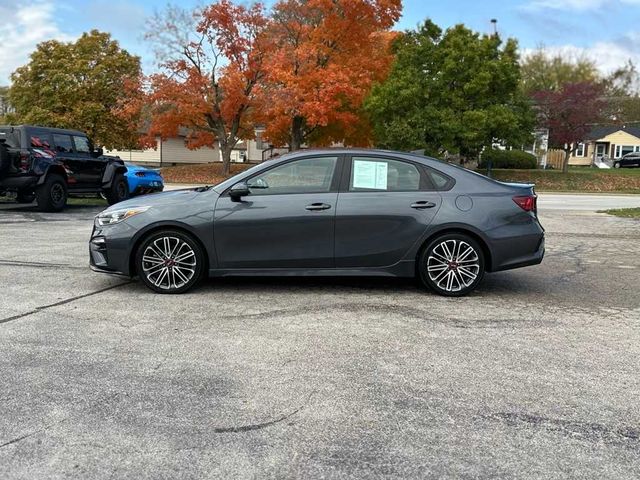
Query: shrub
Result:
<box><xmin>478</xmin><ymin>149</ymin><xmax>538</xmax><ymax>169</ymax></box>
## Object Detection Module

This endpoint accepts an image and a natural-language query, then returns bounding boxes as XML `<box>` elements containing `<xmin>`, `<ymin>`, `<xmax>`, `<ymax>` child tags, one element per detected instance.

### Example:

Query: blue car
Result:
<box><xmin>124</xmin><ymin>162</ymin><xmax>164</xmax><ymax>196</ymax></box>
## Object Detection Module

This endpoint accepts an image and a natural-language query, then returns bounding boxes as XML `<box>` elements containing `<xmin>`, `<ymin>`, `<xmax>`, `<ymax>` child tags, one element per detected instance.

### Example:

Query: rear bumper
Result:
<box><xmin>0</xmin><ymin>175</ymin><xmax>38</xmax><ymax>190</ymax></box>
<box><xmin>491</xmin><ymin>235</ymin><xmax>544</xmax><ymax>272</ymax></box>
<box><xmin>131</xmin><ymin>184</ymin><xmax>164</xmax><ymax>196</ymax></box>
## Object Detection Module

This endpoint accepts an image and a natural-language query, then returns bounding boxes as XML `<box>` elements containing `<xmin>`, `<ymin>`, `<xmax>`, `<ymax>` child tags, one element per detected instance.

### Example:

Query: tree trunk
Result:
<box><xmin>220</xmin><ymin>143</ymin><xmax>232</xmax><ymax>177</ymax></box>
<box><xmin>562</xmin><ymin>148</ymin><xmax>571</xmax><ymax>174</ymax></box>
<box><xmin>290</xmin><ymin>116</ymin><xmax>305</xmax><ymax>151</ymax></box>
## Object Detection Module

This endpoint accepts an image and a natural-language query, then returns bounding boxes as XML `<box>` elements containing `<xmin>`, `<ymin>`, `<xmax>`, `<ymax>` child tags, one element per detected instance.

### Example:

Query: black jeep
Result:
<box><xmin>0</xmin><ymin>125</ymin><xmax>129</xmax><ymax>211</ymax></box>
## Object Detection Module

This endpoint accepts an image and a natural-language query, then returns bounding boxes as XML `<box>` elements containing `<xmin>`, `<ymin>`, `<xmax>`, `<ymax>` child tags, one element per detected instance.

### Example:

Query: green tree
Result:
<box><xmin>7</xmin><ymin>30</ymin><xmax>141</xmax><ymax>149</ymax></box>
<box><xmin>365</xmin><ymin>21</ymin><xmax>534</xmax><ymax>162</ymax></box>
<box><xmin>604</xmin><ymin>61</ymin><xmax>640</xmax><ymax>123</ymax></box>
<box><xmin>520</xmin><ymin>49</ymin><xmax>600</xmax><ymax>94</ymax></box>
<box><xmin>0</xmin><ymin>86</ymin><xmax>10</xmax><ymax>122</ymax></box>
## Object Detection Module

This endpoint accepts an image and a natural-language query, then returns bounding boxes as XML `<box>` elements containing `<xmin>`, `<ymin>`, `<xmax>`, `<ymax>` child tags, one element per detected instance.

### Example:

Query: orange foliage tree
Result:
<box><xmin>122</xmin><ymin>1</ymin><xmax>270</xmax><ymax>175</ymax></box>
<box><xmin>259</xmin><ymin>0</ymin><xmax>402</xmax><ymax>150</ymax></box>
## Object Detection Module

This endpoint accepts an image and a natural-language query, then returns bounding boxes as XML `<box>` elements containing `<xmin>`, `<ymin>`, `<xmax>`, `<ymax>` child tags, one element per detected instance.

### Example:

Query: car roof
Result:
<box><xmin>0</xmin><ymin>125</ymin><xmax>87</xmax><ymax>137</ymax></box>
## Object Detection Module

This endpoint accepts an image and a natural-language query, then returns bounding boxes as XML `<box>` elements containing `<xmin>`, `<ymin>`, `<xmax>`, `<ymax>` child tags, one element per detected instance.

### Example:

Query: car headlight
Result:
<box><xmin>95</xmin><ymin>206</ymin><xmax>150</xmax><ymax>226</ymax></box>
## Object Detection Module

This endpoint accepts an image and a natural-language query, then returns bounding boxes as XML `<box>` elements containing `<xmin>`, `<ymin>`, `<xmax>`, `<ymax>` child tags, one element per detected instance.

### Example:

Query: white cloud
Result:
<box><xmin>524</xmin><ymin>0</ymin><xmax>640</xmax><ymax>11</ymax></box>
<box><xmin>0</xmin><ymin>1</ymin><xmax>74</xmax><ymax>85</ymax></box>
<box><xmin>522</xmin><ymin>32</ymin><xmax>640</xmax><ymax>74</ymax></box>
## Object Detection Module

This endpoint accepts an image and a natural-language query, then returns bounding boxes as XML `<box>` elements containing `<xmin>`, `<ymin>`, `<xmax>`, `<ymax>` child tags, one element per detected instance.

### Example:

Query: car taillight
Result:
<box><xmin>135</xmin><ymin>171</ymin><xmax>146</xmax><ymax>177</ymax></box>
<box><xmin>20</xmin><ymin>152</ymin><xmax>30</xmax><ymax>170</ymax></box>
<box><xmin>513</xmin><ymin>195</ymin><xmax>537</xmax><ymax>212</ymax></box>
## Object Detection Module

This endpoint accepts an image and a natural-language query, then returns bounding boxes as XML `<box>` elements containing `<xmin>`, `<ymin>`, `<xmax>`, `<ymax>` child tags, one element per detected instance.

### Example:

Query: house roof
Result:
<box><xmin>585</xmin><ymin>124</ymin><xmax>640</xmax><ymax>141</ymax></box>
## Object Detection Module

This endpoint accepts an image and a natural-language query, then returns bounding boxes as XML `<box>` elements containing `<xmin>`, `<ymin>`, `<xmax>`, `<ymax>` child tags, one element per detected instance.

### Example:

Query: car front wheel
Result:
<box><xmin>613</xmin><ymin>162</ymin><xmax>621</xmax><ymax>168</ymax></box>
<box><xmin>136</xmin><ymin>230</ymin><xmax>205</xmax><ymax>294</ymax></box>
<box><xmin>418</xmin><ymin>233</ymin><xmax>485</xmax><ymax>297</ymax></box>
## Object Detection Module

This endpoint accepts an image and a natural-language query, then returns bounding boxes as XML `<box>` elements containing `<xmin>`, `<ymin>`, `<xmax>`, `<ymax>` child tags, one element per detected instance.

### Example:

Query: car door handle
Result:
<box><xmin>411</xmin><ymin>201</ymin><xmax>437</xmax><ymax>209</ymax></box>
<box><xmin>305</xmin><ymin>203</ymin><xmax>332</xmax><ymax>211</ymax></box>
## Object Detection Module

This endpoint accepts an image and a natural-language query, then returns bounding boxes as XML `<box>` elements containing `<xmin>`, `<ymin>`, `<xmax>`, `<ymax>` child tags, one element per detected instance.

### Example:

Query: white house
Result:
<box><xmin>106</xmin><ymin>126</ymin><xmax>288</xmax><ymax>167</ymax></box>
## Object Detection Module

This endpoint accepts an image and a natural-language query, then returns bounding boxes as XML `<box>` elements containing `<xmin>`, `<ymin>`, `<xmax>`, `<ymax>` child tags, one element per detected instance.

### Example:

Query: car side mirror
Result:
<box><xmin>229</xmin><ymin>182</ymin><xmax>250</xmax><ymax>201</ymax></box>
<box><xmin>92</xmin><ymin>147</ymin><xmax>104</xmax><ymax>158</ymax></box>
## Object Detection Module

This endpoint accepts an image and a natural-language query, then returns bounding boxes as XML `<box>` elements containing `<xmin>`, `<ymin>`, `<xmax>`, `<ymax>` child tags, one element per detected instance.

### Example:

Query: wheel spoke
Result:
<box><xmin>427</xmin><ymin>263</ymin><xmax>448</xmax><ymax>272</ymax></box>
<box><xmin>154</xmin><ymin>267</ymin><xmax>169</xmax><ymax>287</ymax></box>
<box><xmin>144</xmin><ymin>263</ymin><xmax>165</xmax><ymax>275</ymax></box>
<box><xmin>142</xmin><ymin>255</ymin><xmax>163</xmax><ymax>265</ymax></box>
<box><xmin>174</xmin><ymin>250</ymin><xmax>195</xmax><ymax>263</ymax></box>
<box><xmin>440</xmin><ymin>241</ymin><xmax>454</xmax><ymax>261</ymax></box>
<box><xmin>457</xmin><ymin>245</ymin><xmax>475</xmax><ymax>262</ymax></box>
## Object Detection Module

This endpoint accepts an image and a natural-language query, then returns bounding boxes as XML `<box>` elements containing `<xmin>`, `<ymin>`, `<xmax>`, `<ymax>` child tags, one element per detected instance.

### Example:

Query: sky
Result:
<box><xmin>1</xmin><ymin>0</ymin><xmax>640</xmax><ymax>85</ymax></box>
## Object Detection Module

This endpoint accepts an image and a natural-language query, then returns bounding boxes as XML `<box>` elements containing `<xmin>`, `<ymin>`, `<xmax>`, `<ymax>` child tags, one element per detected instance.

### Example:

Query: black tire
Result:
<box><xmin>16</xmin><ymin>189</ymin><xmax>36</xmax><ymax>204</ymax></box>
<box><xmin>0</xmin><ymin>143</ymin><xmax>10</xmax><ymax>178</ymax></box>
<box><xmin>135</xmin><ymin>230</ymin><xmax>205</xmax><ymax>294</ymax></box>
<box><xmin>418</xmin><ymin>233</ymin><xmax>485</xmax><ymax>297</ymax></box>
<box><xmin>613</xmin><ymin>162</ymin><xmax>621</xmax><ymax>169</ymax></box>
<box><xmin>104</xmin><ymin>173</ymin><xmax>129</xmax><ymax>205</ymax></box>
<box><xmin>35</xmin><ymin>173</ymin><xmax>68</xmax><ymax>212</ymax></box>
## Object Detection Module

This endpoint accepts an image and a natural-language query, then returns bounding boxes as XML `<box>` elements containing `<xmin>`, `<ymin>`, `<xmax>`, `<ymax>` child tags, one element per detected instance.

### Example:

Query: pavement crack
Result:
<box><xmin>0</xmin><ymin>418</ymin><xmax>67</xmax><ymax>449</ymax></box>
<box><xmin>0</xmin><ymin>259</ymin><xmax>84</xmax><ymax>270</ymax></box>
<box><xmin>212</xmin><ymin>392</ymin><xmax>314</xmax><ymax>434</ymax></box>
<box><xmin>0</xmin><ymin>281</ymin><xmax>133</xmax><ymax>325</ymax></box>
<box><xmin>485</xmin><ymin>412</ymin><xmax>640</xmax><ymax>447</ymax></box>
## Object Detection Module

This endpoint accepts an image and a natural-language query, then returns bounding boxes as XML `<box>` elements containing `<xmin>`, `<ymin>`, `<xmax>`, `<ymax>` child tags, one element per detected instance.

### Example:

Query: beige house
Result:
<box><xmin>568</xmin><ymin>125</ymin><xmax>640</xmax><ymax>166</ymax></box>
<box><xmin>107</xmin><ymin>127</ymin><xmax>288</xmax><ymax>167</ymax></box>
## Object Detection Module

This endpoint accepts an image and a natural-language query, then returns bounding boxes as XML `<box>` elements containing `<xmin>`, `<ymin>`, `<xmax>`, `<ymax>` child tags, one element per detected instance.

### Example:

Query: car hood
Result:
<box><xmin>102</xmin><ymin>187</ymin><xmax>216</xmax><ymax>212</ymax></box>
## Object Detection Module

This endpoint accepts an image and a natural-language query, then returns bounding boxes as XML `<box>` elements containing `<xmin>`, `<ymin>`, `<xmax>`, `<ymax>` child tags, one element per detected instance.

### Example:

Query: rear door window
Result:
<box><xmin>73</xmin><ymin>136</ymin><xmax>91</xmax><ymax>154</ymax></box>
<box><xmin>427</xmin><ymin>168</ymin><xmax>454</xmax><ymax>191</ymax></box>
<box><xmin>349</xmin><ymin>157</ymin><xmax>421</xmax><ymax>192</ymax></box>
<box><xmin>52</xmin><ymin>134</ymin><xmax>74</xmax><ymax>153</ymax></box>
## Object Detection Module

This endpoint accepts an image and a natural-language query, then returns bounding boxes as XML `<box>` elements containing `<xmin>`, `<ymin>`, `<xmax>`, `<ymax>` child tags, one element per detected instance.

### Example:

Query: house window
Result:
<box><xmin>615</xmin><ymin>145</ymin><xmax>635</xmax><ymax>158</ymax></box>
<box><xmin>575</xmin><ymin>143</ymin><xmax>586</xmax><ymax>157</ymax></box>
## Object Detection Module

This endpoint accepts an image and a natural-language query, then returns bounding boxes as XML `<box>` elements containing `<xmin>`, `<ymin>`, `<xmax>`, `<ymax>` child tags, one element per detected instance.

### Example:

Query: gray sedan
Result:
<box><xmin>89</xmin><ymin>149</ymin><xmax>545</xmax><ymax>296</ymax></box>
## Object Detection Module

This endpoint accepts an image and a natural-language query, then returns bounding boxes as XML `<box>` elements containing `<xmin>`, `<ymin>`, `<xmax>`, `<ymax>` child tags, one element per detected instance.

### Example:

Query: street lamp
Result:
<box><xmin>490</xmin><ymin>18</ymin><xmax>498</xmax><ymax>36</ymax></box>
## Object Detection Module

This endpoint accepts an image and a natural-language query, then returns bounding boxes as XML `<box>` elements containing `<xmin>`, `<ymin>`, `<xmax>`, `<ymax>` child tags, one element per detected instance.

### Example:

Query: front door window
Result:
<box><xmin>247</xmin><ymin>156</ymin><xmax>338</xmax><ymax>195</ymax></box>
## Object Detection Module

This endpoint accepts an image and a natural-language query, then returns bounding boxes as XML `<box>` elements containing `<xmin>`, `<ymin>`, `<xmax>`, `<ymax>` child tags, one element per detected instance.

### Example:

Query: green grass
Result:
<box><xmin>479</xmin><ymin>167</ymin><xmax>640</xmax><ymax>193</ymax></box>
<box><xmin>598</xmin><ymin>207</ymin><xmax>640</xmax><ymax>218</ymax></box>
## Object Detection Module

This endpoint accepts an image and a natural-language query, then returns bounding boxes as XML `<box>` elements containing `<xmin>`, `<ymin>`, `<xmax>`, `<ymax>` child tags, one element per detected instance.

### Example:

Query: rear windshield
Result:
<box><xmin>0</xmin><ymin>128</ymin><xmax>21</xmax><ymax>148</ymax></box>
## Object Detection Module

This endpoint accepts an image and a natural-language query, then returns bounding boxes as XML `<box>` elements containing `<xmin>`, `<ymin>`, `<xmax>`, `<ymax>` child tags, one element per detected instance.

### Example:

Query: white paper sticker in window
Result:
<box><xmin>353</xmin><ymin>160</ymin><xmax>388</xmax><ymax>190</ymax></box>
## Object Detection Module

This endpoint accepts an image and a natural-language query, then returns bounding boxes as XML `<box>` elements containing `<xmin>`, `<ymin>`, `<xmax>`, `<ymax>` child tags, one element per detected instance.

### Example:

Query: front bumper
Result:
<box><xmin>89</xmin><ymin>223</ymin><xmax>136</xmax><ymax>276</ymax></box>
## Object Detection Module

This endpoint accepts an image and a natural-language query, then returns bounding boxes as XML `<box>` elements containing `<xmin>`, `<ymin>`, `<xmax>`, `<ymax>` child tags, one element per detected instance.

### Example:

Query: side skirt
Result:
<box><xmin>208</xmin><ymin>260</ymin><xmax>415</xmax><ymax>278</ymax></box>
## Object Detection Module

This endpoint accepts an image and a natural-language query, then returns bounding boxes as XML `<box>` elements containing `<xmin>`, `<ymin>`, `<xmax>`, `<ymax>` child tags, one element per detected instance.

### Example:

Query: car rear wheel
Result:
<box><xmin>35</xmin><ymin>173</ymin><xmax>67</xmax><ymax>212</ymax></box>
<box><xmin>104</xmin><ymin>173</ymin><xmax>129</xmax><ymax>205</ymax></box>
<box><xmin>418</xmin><ymin>233</ymin><xmax>485</xmax><ymax>297</ymax></box>
<box><xmin>136</xmin><ymin>230</ymin><xmax>205</xmax><ymax>294</ymax></box>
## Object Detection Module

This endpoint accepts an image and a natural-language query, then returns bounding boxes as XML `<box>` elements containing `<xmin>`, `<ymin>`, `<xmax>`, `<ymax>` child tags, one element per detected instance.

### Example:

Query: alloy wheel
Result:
<box><xmin>51</xmin><ymin>183</ymin><xmax>65</xmax><ymax>204</ymax></box>
<box><xmin>117</xmin><ymin>181</ymin><xmax>127</xmax><ymax>199</ymax></box>
<box><xmin>141</xmin><ymin>236</ymin><xmax>197</xmax><ymax>290</ymax></box>
<box><xmin>426</xmin><ymin>239</ymin><xmax>481</xmax><ymax>293</ymax></box>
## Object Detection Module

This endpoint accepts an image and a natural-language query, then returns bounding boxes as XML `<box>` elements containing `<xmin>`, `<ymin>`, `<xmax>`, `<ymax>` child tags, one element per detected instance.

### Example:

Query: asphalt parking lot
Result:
<box><xmin>1</xmin><ymin>196</ymin><xmax>639</xmax><ymax>479</ymax></box>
